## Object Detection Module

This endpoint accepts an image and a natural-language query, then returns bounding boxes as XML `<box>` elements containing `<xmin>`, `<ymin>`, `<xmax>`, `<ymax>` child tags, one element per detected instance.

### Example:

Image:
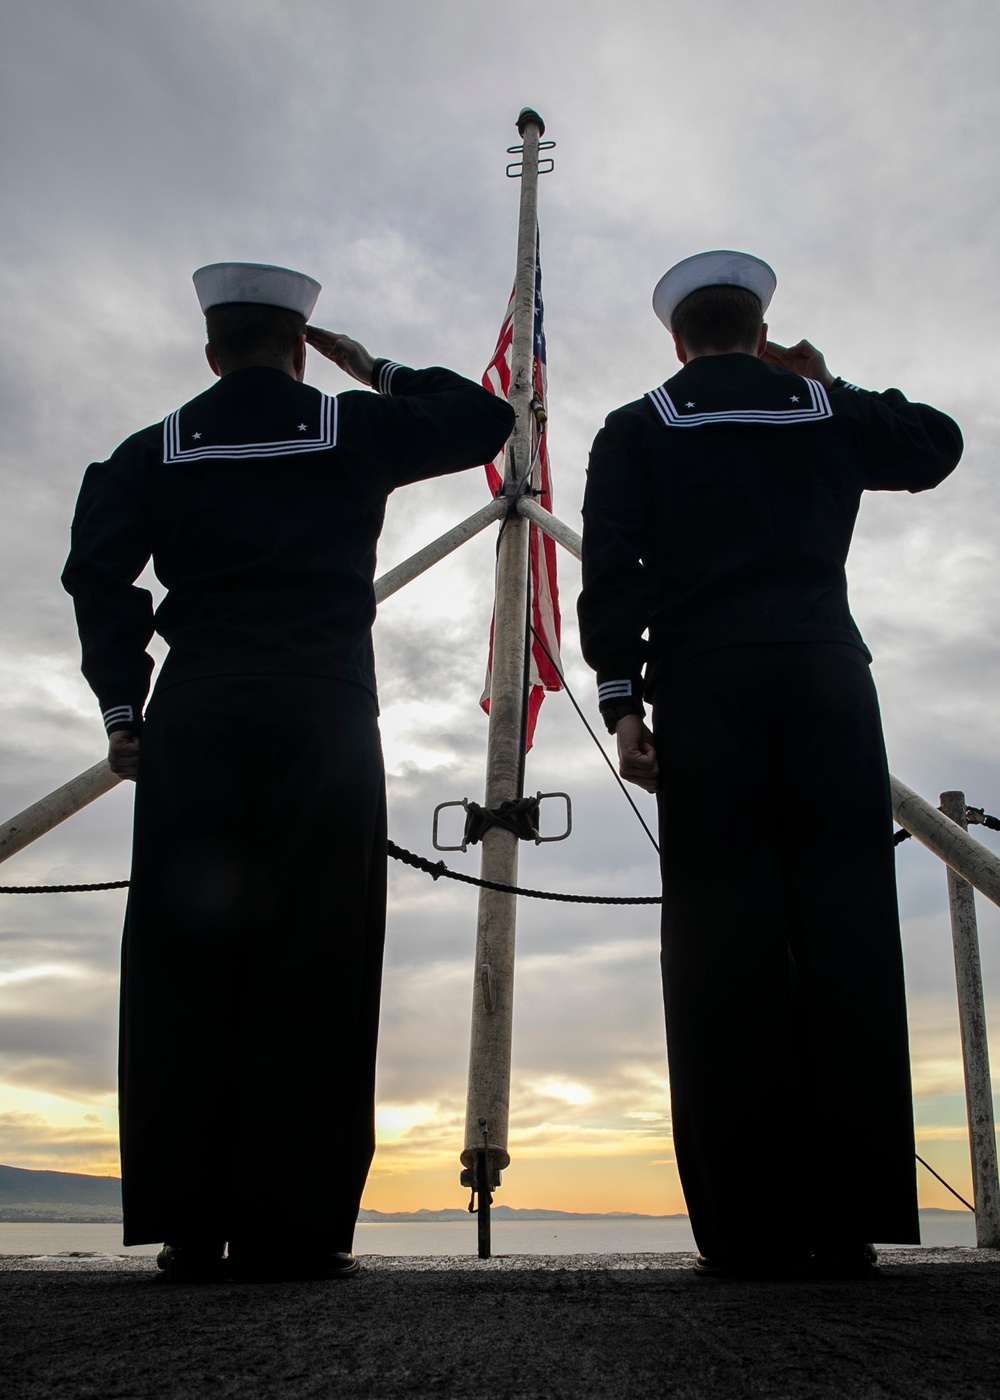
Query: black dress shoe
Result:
<box><xmin>155</xmin><ymin>1242</ymin><xmax>227</xmax><ymax>1283</ymax></box>
<box><xmin>693</xmin><ymin>1251</ymin><xmax>810</xmax><ymax>1280</ymax></box>
<box><xmin>313</xmin><ymin>1251</ymin><xmax>360</xmax><ymax>1279</ymax></box>
<box><xmin>693</xmin><ymin>1253</ymin><xmax>730</xmax><ymax>1277</ymax></box>
<box><xmin>228</xmin><ymin>1246</ymin><xmax>360</xmax><ymax>1282</ymax></box>
<box><xmin>810</xmin><ymin>1243</ymin><xmax>880</xmax><ymax>1279</ymax></box>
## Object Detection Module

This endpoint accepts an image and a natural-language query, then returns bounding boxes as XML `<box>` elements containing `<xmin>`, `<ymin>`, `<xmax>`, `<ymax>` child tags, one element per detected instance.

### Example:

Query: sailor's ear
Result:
<box><xmin>756</xmin><ymin>323</ymin><xmax>768</xmax><ymax>358</ymax></box>
<box><xmin>671</xmin><ymin>330</ymin><xmax>688</xmax><ymax>366</ymax></box>
<box><xmin>205</xmin><ymin>344</ymin><xmax>221</xmax><ymax>378</ymax></box>
<box><xmin>292</xmin><ymin>334</ymin><xmax>307</xmax><ymax>382</ymax></box>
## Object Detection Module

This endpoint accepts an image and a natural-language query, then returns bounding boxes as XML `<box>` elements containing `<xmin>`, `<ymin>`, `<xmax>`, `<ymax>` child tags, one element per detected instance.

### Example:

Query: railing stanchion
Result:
<box><xmin>940</xmin><ymin>790</ymin><xmax>1000</xmax><ymax>1248</ymax></box>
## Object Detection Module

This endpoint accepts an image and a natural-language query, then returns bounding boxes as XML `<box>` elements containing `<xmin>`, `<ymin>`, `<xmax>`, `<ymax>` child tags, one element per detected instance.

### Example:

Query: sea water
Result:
<box><xmin>0</xmin><ymin>1211</ymin><xmax>976</xmax><ymax>1259</ymax></box>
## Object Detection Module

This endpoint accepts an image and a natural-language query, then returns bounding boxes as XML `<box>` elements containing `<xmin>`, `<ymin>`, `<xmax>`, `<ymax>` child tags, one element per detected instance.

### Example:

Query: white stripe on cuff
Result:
<box><xmin>376</xmin><ymin>361</ymin><xmax>403</xmax><ymax>396</ymax></box>
<box><xmin>102</xmin><ymin>705</ymin><xmax>135</xmax><ymax>731</ymax></box>
<box><xmin>598</xmin><ymin>680</ymin><xmax>633</xmax><ymax>702</ymax></box>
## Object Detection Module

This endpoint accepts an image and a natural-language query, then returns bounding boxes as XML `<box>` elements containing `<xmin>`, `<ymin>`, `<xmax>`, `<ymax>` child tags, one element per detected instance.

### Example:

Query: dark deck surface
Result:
<box><xmin>3</xmin><ymin>1250</ymin><xmax>998</xmax><ymax>1399</ymax></box>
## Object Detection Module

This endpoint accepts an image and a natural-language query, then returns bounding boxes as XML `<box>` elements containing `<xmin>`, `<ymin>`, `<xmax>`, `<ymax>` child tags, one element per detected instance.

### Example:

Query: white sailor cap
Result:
<box><xmin>652</xmin><ymin>250</ymin><xmax>776</xmax><ymax>331</ymax></box>
<box><xmin>192</xmin><ymin>262</ymin><xmax>321</xmax><ymax>318</ymax></box>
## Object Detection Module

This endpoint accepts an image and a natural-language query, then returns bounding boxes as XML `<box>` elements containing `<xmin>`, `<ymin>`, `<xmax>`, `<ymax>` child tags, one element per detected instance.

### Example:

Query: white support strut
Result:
<box><xmin>517</xmin><ymin>496</ymin><xmax>582</xmax><ymax>560</ymax></box>
<box><xmin>0</xmin><ymin>762</ymin><xmax>122</xmax><ymax>867</ymax></box>
<box><xmin>891</xmin><ymin>776</ymin><xmax>1000</xmax><ymax>908</ymax></box>
<box><xmin>375</xmin><ymin>499</ymin><xmax>506</xmax><ymax>603</ymax></box>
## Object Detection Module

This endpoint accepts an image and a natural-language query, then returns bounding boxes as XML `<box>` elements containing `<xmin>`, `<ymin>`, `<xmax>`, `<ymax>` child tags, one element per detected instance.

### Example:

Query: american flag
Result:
<box><xmin>480</xmin><ymin>231</ymin><xmax>562</xmax><ymax>750</ymax></box>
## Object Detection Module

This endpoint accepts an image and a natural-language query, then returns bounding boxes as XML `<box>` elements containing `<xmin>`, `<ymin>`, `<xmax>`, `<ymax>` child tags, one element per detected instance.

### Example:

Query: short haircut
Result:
<box><xmin>205</xmin><ymin>302</ymin><xmax>306</xmax><ymax>370</ymax></box>
<box><xmin>671</xmin><ymin>285</ymin><xmax>764</xmax><ymax>355</ymax></box>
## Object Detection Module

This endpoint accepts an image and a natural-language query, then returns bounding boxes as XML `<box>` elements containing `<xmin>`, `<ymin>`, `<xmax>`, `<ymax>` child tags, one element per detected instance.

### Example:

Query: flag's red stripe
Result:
<box><xmin>480</xmin><ymin>261</ymin><xmax>562</xmax><ymax>751</ymax></box>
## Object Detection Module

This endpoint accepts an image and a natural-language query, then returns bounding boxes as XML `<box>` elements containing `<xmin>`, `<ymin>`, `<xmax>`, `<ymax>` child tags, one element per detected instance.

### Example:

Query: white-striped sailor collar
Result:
<box><xmin>646</xmin><ymin>369</ymin><xmax>832</xmax><ymax>429</ymax></box>
<box><xmin>163</xmin><ymin>392</ymin><xmax>338</xmax><ymax>463</ymax></box>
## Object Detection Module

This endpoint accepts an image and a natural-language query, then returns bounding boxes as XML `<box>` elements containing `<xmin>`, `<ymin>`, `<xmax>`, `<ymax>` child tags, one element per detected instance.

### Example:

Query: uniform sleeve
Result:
<box><xmin>832</xmin><ymin>382</ymin><xmax>963</xmax><ymax>492</ymax></box>
<box><xmin>61</xmin><ymin>456</ymin><xmax>156</xmax><ymax>735</ymax></box>
<box><xmin>360</xmin><ymin>360</ymin><xmax>515</xmax><ymax>488</ymax></box>
<box><xmin>577</xmin><ymin>418</ymin><xmax>651</xmax><ymax>729</ymax></box>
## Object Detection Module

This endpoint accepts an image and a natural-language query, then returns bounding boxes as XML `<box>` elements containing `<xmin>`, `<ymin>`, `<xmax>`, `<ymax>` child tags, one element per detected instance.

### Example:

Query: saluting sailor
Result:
<box><xmin>63</xmin><ymin>262</ymin><xmax>514</xmax><ymax>1281</ymax></box>
<box><xmin>577</xmin><ymin>251</ymin><xmax>963</xmax><ymax>1278</ymax></box>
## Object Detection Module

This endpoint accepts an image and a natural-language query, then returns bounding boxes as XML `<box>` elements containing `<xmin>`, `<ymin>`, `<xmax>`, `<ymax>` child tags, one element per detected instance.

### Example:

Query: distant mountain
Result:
<box><xmin>0</xmin><ymin>1165</ymin><xmax>121</xmax><ymax>1207</ymax></box>
<box><xmin>0</xmin><ymin>1166</ymin><xmax>683</xmax><ymax>1224</ymax></box>
<box><xmin>0</xmin><ymin>1165</ymin><xmax>122</xmax><ymax>1222</ymax></box>
<box><xmin>356</xmin><ymin>1207</ymin><xmax>685</xmax><ymax>1223</ymax></box>
<box><xmin>0</xmin><ymin>1166</ymin><xmax>971</xmax><ymax>1226</ymax></box>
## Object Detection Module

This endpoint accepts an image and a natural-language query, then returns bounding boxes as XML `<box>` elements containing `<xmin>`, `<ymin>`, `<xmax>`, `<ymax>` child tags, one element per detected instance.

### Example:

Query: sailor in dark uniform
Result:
<box><xmin>577</xmin><ymin>251</ymin><xmax>962</xmax><ymax>1278</ymax></box>
<box><xmin>62</xmin><ymin>261</ymin><xmax>514</xmax><ymax>1280</ymax></box>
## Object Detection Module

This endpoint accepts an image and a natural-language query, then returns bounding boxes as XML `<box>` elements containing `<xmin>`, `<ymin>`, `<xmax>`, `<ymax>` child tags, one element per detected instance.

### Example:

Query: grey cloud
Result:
<box><xmin>0</xmin><ymin>972</ymin><xmax>118</xmax><ymax>1098</ymax></box>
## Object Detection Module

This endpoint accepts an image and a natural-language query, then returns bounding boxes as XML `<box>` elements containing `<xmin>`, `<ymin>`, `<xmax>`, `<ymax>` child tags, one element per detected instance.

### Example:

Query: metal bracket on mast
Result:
<box><xmin>506</xmin><ymin>144</ymin><xmax>555</xmax><ymax>179</ymax></box>
<box><xmin>433</xmin><ymin>792</ymin><xmax>573</xmax><ymax>853</ymax></box>
<box><xmin>495</xmin><ymin>446</ymin><xmax>538</xmax><ymax>521</ymax></box>
<box><xmin>507</xmin><ymin>107</ymin><xmax>555</xmax><ymax>178</ymax></box>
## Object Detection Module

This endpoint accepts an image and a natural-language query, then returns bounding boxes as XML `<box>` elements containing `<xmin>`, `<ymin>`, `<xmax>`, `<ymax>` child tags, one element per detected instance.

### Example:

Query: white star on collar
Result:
<box><xmin>192</xmin><ymin>432</ymin><xmax>202</xmax><ymax>440</ymax></box>
<box><xmin>297</xmin><ymin>423</ymin><xmax>308</xmax><ymax>432</ymax></box>
<box><xmin>789</xmin><ymin>395</ymin><xmax>800</xmax><ymax>403</ymax></box>
<box><xmin>685</xmin><ymin>401</ymin><xmax>695</xmax><ymax>408</ymax></box>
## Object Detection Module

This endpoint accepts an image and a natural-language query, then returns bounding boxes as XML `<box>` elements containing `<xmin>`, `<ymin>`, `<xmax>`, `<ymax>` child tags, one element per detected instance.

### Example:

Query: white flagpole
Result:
<box><xmin>461</xmin><ymin>108</ymin><xmax>546</xmax><ymax>1257</ymax></box>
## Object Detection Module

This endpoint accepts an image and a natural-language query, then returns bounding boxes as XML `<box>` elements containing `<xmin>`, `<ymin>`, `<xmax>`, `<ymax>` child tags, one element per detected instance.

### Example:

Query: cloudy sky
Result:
<box><xmin>0</xmin><ymin>0</ymin><xmax>997</xmax><ymax>1221</ymax></box>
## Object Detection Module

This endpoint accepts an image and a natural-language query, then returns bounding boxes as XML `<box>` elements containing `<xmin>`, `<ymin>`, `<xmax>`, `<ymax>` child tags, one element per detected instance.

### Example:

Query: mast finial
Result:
<box><xmin>516</xmin><ymin>108</ymin><xmax>545</xmax><ymax>136</ymax></box>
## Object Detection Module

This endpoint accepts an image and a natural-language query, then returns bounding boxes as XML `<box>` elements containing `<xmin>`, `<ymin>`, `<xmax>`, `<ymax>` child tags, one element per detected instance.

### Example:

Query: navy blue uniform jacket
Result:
<box><xmin>577</xmin><ymin>354</ymin><xmax>962</xmax><ymax>721</ymax></box>
<box><xmin>63</xmin><ymin>360</ymin><xmax>515</xmax><ymax>733</ymax></box>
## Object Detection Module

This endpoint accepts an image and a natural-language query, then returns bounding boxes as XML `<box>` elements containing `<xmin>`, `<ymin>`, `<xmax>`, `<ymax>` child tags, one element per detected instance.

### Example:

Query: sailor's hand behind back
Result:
<box><xmin>305</xmin><ymin>327</ymin><xmax>376</xmax><ymax>386</ymax></box>
<box><xmin>615</xmin><ymin>714</ymin><xmax>659</xmax><ymax>794</ymax></box>
<box><xmin>108</xmin><ymin>731</ymin><xmax>141</xmax><ymax>782</ymax></box>
<box><xmin>762</xmin><ymin>338</ymin><xmax>835</xmax><ymax>388</ymax></box>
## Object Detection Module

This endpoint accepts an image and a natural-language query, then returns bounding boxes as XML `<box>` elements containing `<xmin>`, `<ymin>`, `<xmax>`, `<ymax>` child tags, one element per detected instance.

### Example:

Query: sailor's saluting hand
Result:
<box><xmin>305</xmin><ymin>327</ymin><xmax>376</xmax><ymax>386</ymax></box>
<box><xmin>762</xmin><ymin>338</ymin><xmax>835</xmax><ymax>389</ymax></box>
